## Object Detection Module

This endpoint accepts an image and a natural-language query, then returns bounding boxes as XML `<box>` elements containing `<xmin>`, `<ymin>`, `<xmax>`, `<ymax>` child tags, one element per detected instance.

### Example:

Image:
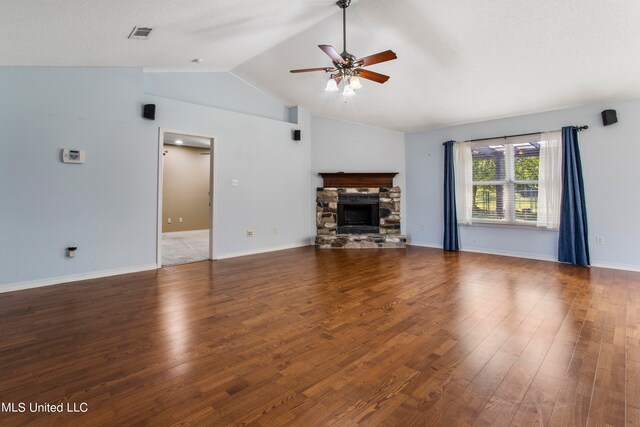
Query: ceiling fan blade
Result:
<box><xmin>354</xmin><ymin>68</ymin><xmax>390</xmax><ymax>84</ymax></box>
<box><xmin>318</xmin><ymin>45</ymin><xmax>345</xmax><ymax>64</ymax></box>
<box><xmin>290</xmin><ymin>67</ymin><xmax>334</xmax><ymax>73</ymax></box>
<box><xmin>356</xmin><ymin>50</ymin><xmax>397</xmax><ymax>67</ymax></box>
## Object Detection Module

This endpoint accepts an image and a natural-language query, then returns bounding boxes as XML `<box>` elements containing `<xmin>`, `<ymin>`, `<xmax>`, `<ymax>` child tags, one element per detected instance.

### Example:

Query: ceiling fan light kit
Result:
<box><xmin>290</xmin><ymin>0</ymin><xmax>397</xmax><ymax>97</ymax></box>
<box><xmin>343</xmin><ymin>82</ymin><xmax>355</xmax><ymax>97</ymax></box>
<box><xmin>349</xmin><ymin>75</ymin><xmax>362</xmax><ymax>89</ymax></box>
<box><xmin>325</xmin><ymin>78</ymin><xmax>339</xmax><ymax>92</ymax></box>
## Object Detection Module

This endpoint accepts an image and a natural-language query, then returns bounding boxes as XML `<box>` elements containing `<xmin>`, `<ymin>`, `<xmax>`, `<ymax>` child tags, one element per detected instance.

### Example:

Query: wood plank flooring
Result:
<box><xmin>0</xmin><ymin>246</ymin><xmax>638</xmax><ymax>426</ymax></box>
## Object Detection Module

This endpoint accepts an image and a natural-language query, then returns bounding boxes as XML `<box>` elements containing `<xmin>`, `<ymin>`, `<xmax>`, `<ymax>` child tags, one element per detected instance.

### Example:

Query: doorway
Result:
<box><xmin>157</xmin><ymin>130</ymin><xmax>215</xmax><ymax>266</ymax></box>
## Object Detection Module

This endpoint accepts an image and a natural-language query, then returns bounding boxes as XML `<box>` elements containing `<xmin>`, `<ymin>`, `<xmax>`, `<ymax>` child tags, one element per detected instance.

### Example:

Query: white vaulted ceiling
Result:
<box><xmin>0</xmin><ymin>0</ymin><xmax>339</xmax><ymax>70</ymax></box>
<box><xmin>2</xmin><ymin>0</ymin><xmax>640</xmax><ymax>131</ymax></box>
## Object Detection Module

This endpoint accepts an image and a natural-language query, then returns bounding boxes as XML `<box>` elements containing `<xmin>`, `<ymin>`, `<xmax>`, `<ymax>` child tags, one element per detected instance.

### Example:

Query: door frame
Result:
<box><xmin>156</xmin><ymin>128</ymin><xmax>217</xmax><ymax>267</ymax></box>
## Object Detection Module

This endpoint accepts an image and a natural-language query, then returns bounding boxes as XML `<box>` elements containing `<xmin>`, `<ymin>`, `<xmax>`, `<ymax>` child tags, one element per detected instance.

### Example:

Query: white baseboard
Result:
<box><xmin>4</xmin><ymin>245</ymin><xmax>636</xmax><ymax>294</ymax></box>
<box><xmin>406</xmin><ymin>241</ymin><xmax>442</xmax><ymax>249</ymax></box>
<box><xmin>0</xmin><ymin>264</ymin><xmax>158</xmax><ymax>294</ymax></box>
<box><xmin>408</xmin><ymin>241</ymin><xmax>557</xmax><ymax>262</ymax></box>
<box><xmin>215</xmin><ymin>242</ymin><xmax>311</xmax><ymax>260</ymax></box>
<box><xmin>459</xmin><ymin>246</ymin><xmax>557</xmax><ymax>262</ymax></box>
<box><xmin>590</xmin><ymin>262</ymin><xmax>640</xmax><ymax>273</ymax></box>
<box><xmin>408</xmin><ymin>242</ymin><xmax>640</xmax><ymax>272</ymax></box>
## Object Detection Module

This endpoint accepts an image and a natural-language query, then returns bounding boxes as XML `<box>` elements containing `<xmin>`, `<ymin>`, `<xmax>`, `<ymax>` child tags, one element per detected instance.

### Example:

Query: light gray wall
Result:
<box><xmin>405</xmin><ymin>99</ymin><xmax>640</xmax><ymax>271</ymax></box>
<box><xmin>0</xmin><ymin>67</ymin><xmax>312</xmax><ymax>289</ymax></box>
<box><xmin>148</xmin><ymin>95</ymin><xmax>312</xmax><ymax>258</ymax></box>
<box><xmin>6</xmin><ymin>66</ymin><xmax>636</xmax><ymax>290</ymax></box>
<box><xmin>144</xmin><ymin>72</ymin><xmax>292</xmax><ymax>123</ymax></box>
<box><xmin>0</xmin><ymin>67</ymin><xmax>158</xmax><ymax>286</ymax></box>
<box><xmin>311</xmin><ymin>115</ymin><xmax>406</xmax><ymax>233</ymax></box>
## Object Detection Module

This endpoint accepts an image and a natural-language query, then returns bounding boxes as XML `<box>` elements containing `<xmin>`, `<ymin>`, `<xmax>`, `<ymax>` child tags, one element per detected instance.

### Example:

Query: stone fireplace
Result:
<box><xmin>316</xmin><ymin>173</ymin><xmax>406</xmax><ymax>249</ymax></box>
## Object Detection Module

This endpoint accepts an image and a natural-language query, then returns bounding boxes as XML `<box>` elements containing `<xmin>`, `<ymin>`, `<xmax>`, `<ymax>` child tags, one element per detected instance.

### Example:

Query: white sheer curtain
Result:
<box><xmin>453</xmin><ymin>141</ymin><xmax>473</xmax><ymax>225</ymax></box>
<box><xmin>537</xmin><ymin>131</ymin><xmax>562</xmax><ymax>229</ymax></box>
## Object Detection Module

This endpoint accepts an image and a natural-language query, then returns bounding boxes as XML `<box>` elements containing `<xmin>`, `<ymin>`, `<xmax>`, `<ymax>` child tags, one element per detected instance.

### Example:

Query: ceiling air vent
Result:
<box><xmin>128</xmin><ymin>26</ymin><xmax>153</xmax><ymax>40</ymax></box>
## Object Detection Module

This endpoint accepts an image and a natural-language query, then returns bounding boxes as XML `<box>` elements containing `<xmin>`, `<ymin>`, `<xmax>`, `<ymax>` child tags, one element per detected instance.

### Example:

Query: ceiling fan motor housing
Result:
<box><xmin>336</xmin><ymin>53</ymin><xmax>356</xmax><ymax>70</ymax></box>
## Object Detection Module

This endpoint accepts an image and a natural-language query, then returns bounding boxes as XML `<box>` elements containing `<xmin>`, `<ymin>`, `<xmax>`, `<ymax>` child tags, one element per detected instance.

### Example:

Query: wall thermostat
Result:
<box><xmin>61</xmin><ymin>149</ymin><xmax>86</xmax><ymax>164</ymax></box>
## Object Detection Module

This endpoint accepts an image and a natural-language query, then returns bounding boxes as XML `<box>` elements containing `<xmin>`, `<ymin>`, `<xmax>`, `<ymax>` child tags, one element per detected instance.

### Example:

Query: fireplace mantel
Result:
<box><xmin>319</xmin><ymin>172</ymin><xmax>398</xmax><ymax>188</ymax></box>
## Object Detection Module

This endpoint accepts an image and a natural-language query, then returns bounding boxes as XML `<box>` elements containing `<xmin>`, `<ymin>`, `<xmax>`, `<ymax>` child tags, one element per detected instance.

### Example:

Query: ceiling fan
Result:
<box><xmin>289</xmin><ymin>0</ymin><xmax>397</xmax><ymax>96</ymax></box>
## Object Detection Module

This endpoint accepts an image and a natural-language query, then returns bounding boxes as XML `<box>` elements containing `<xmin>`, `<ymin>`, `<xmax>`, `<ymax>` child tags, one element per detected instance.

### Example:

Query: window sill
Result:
<box><xmin>461</xmin><ymin>221</ymin><xmax>558</xmax><ymax>232</ymax></box>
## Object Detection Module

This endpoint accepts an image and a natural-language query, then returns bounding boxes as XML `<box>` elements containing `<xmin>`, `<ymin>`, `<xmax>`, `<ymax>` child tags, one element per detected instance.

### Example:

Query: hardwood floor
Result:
<box><xmin>0</xmin><ymin>246</ymin><xmax>638</xmax><ymax>426</ymax></box>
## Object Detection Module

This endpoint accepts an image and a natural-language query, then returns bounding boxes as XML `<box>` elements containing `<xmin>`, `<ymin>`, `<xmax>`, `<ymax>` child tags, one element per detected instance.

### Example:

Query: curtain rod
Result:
<box><xmin>442</xmin><ymin>125</ymin><xmax>589</xmax><ymax>145</ymax></box>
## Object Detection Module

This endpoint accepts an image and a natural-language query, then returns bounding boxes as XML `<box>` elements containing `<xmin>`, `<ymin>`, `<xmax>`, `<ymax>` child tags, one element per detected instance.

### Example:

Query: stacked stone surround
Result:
<box><xmin>315</xmin><ymin>186</ymin><xmax>406</xmax><ymax>249</ymax></box>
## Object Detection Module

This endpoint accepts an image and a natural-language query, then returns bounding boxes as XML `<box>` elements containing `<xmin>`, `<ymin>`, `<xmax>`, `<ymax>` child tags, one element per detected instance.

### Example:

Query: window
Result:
<box><xmin>454</xmin><ymin>132</ymin><xmax>562</xmax><ymax>229</ymax></box>
<box><xmin>471</xmin><ymin>141</ymin><xmax>539</xmax><ymax>222</ymax></box>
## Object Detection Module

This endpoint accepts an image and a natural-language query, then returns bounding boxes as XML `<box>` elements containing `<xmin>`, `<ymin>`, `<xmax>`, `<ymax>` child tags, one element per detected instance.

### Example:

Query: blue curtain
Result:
<box><xmin>443</xmin><ymin>141</ymin><xmax>459</xmax><ymax>251</ymax></box>
<box><xmin>558</xmin><ymin>126</ymin><xmax>590</xmax><ymax>266</ymax></box>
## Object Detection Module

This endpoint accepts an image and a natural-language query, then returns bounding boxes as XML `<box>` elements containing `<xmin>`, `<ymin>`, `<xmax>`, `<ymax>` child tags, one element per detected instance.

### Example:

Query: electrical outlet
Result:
<box><xmin>179</xmin><ymin>217</ymin><xmax>183</xmax><ymax>223</ymax></box>
<box><xmin>167</xmin><ymin>217</ymin><xmax>172</xmax><ymax>224</ymax></box>
<box><xmin>271</xmin><ymin>226</ymin><xmax>278</xmax><ymax>234</ymax></box>
<box><xmin>231</xmin><ymin>179</ymin><xmax>239</xmax><ymax>186</ymax></box>
<box><xmin>67</xmin><ymin>246</ymin><xmax>77</xmax><ymax>258</ymax></box>
<box><xmin>246</xmin><ymin>229</ymin><xmax>254</xmax><ymax>237</ymax></box>
<box><xmin>596</xmin><ymin>236</ymin><xmax>604</xmax><ymax>245</ymax></box>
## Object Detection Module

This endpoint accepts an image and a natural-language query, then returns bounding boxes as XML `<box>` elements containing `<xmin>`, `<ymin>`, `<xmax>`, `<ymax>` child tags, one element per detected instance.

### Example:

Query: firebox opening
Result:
<box><xmin>342</xmin><ymin>204</ymin><xmax>378</xmax><ymax>226</ymax></box>
<box><xmin>337</xmin><ymin>194</ymin><xmax>380</xmax><ymax>234</ymax></box>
